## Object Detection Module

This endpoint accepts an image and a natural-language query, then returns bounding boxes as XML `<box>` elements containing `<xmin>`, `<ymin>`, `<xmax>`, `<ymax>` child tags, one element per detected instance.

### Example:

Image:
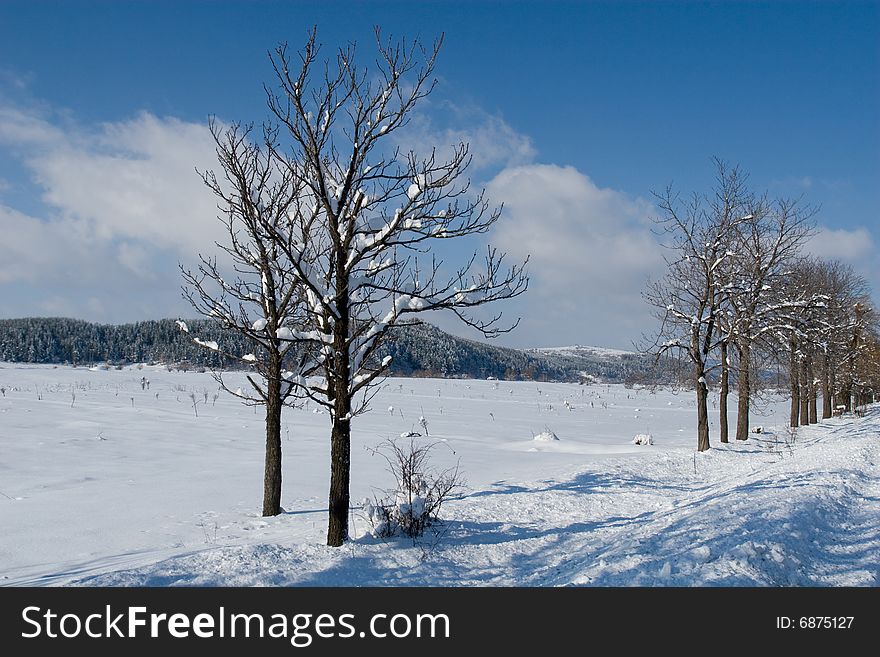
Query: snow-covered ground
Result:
<box><xmin>530</xmin><ymin>344</ymin><xmax>635</xmax><ymax>358</ymax></box>
<box><xmin>1</xmin><ymin>363</ymin><xmax>876</xmax><ymax>586</ymax></box>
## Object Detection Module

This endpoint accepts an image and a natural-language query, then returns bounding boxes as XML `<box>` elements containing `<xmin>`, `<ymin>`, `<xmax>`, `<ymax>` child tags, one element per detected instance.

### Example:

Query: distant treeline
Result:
<box><xmin>0</xmin><ymin>317</ymin><xmax>662</xmax><ymax>382</ymax></box>
<box><xmin>0</xmin><ymin>317</ymin><xmax>237</xmax><ymax>369</ymax></box>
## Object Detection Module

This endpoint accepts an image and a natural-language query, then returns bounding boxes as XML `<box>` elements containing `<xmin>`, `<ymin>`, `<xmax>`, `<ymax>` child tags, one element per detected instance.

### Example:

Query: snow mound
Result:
<box><xmin>632</xmin><ymin>433</ymin><xmax>654</xmax><ymax>446</ymax></box>
<box><xmin>533</xmin><ymin>430</ymin><xmax>560</xmax><ymax>442</ymax></box>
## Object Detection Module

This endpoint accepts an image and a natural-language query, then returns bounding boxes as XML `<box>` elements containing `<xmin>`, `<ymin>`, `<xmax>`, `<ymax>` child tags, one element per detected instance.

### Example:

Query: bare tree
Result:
<box><xmin>723</xmin><ymin>193</ymin><xmax>816</xmax><ymax>439</ymax></box>
<box><xmin>852</xmin><ymin>324</ymin><xmax>880</xmax><ymax>410</ymax></box>
<box><xmin>643</xmin><ymin>162</ymin><xmax>750</xmax><ymax>451</ymax></box>
<box><xmin>261</xmin><ymin>29</ymin><xmax>528</xmax><ymax>546</ymax></box>
<box><xmin>769</xmin><ymin>258</ymin><xmax>870</xmax><ymax>427</ymax></box>
<box><xmin>763</xmin><ymin>258</ymin><xmax>818</xmax><ymax>428</ymax></box>
<box><xmin>807</xmin><ymin>261</ymin><xmax>858</xmax><ymax>419</ymax></box>
<box><xmin>840</xmin><ymin>300</ymin><xmax>876</xmax><ymax>411</ymax></box>
<box><xmin>181</xmin><ymin>120</ymin><xmax>309</xmax><ymax>517</ymax></box>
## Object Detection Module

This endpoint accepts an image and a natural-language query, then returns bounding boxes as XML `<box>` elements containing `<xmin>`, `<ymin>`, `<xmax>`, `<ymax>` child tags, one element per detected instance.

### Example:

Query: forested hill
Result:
<box><xmin>0</xmin><ymin>317</ymin><xmax>654</xmax><ymax>382</ymax></box>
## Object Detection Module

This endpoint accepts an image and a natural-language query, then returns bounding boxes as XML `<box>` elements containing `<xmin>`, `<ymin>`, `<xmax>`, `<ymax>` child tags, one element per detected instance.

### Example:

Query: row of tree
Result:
<box><xmin>779</xmin><ymin>260</ymin><xmax>878</xmax><ymax>426</ymax></box>
<box><xmin>644</xmin><ymin>160</ymin><xmax>878</xmax><ymax>451</ymax></box>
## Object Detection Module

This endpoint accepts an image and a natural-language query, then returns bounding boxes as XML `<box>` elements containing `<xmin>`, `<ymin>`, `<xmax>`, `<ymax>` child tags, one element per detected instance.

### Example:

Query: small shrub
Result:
<box><xmin>364</xmin><ymin>438</ymin><xmax>465</xmax><ymax>539</ymax></box>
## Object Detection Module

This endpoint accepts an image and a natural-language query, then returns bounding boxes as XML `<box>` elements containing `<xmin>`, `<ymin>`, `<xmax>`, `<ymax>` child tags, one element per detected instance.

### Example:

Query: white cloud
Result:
<box><xmin>392</xmin><ymin>104</ymin><xmax>536</xmax><ymax>172</ymax></box>
<box><xmin>0</xmin><ymin>98</ymin><xmax>545</xmax><ymax>327</ymax></box>
<box><xmin>0</xmin><ymin>201</ymin><xmax>191</xmax><ymax>321</ymax></box>
<box><xmin>486</xmin><ymin>164</ymin><xmax>664</xmax><ymax>349</ymax></box>
<box><xmin>805</xmin><ymin>226</ymin><xmax>875</xmax><ymax>263</ymax></box>
<box><xmin>805</xmin><ymin>225</ymin><xmax>880</xmax><ymax>304</ymax></box>
<box><xmin>0</xmin><ymin>106</ymin><xmax>65</xmax><ymax>146</ymax></box>
<box><xmin>0</xmin><ymin>104</ymin><xmax>221</xmax><ymax>321</ymax></box>
<box><xmin>14</xmin><ymin>100</ymin><xmax>869</xmax><ymax>354</ymax></box>
<box><xmin>117</xmin><ymin>241</ymin><xmax>157</xmax><ymax>279</ymax></box>
<box><xmin>0</xmin><ymin>109</ymin><xmax>221</xmax><ymax>254</ymax></box>
<box><xmin>38</xmin><ymin>295</ymin><xmax>107</xmax><ymax>319</ymax></box>
<box><xmin>0</xmin><ymin>205</ymin><xmax>68</xmax><ymax>284</ymax></box>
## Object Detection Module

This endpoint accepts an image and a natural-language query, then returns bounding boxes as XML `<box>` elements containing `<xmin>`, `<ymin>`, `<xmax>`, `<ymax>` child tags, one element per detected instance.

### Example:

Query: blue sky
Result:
<box><xmin>0</xmin><ymin>1</ymin><xmax>877</xmax><ymax>348</ymax></box>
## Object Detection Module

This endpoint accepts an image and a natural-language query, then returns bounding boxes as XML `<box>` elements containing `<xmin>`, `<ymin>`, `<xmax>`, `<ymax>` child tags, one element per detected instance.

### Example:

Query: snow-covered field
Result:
<box><xmin>1</xmin><ymin>363</ymin><xmax>877</xmax><ymax>586</ymax></box>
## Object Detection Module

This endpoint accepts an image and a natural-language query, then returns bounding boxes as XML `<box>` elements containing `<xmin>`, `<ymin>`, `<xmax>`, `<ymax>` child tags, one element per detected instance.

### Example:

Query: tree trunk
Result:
<box><xmin>719</xmin><ymin>340</ymin><xmax>729</xmax><ymax>443</ymax></box>
<box><xmin>789</xmin><ymin>341</ymin><xmax>800</xmax><ymax>428</ymax></box>
<box><xmin>696</xmin><ymin>372</ymin><xmax>710</xmax><ymax>452</ymax></box>
<box><xmin>327</xmin><ymin>259</ymin><xmax>351</xmax><ymax>547</ymax></box>
<box><xmin>262</xmin><ymin>371</ymin><xmax>283</xmax><ymax>516</ymax></box>
<box><xmin>843</xmin><ymin>320</ymin><xmax>861</xmax><ymax>412</ymax></box>
<box><xmin>808</xmin><ymin>355</ymin><xmax>818</xmax><ymax>424</ymax></box>
<box><xmin>327</xmin><ymin>404</ymin><xmax>351</xmax><ymax>546</ymax></box>
<box><xmin>735</xmin><ymin>340</ymin><xmax>750</xmax><ymax>440</ymax></box>
<box><xmin>821</xmin><ymin>351</ymin><xmax>832</xmax><ymax>420</ymax></box>
<box><xmin>830</xmin><ymin>365</ymin><xmax>839</xmax><ymax>415</ymax></box>
<box><xmin>799</xmin><ymin>357</ymin><xmax>809</xmax><ymax>426</ymax></box>
<box><xmin>840</xmin><ymin>382</ymin><xmax>852</xmax><ymax>413</ymax></box>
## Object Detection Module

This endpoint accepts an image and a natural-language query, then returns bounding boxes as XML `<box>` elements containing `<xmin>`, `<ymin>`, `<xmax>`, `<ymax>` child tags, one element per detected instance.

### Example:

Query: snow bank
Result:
<box><xmin>533</xmin><ymin>430</ymin><xmax>560</xmax><ymax>442</ymax></box>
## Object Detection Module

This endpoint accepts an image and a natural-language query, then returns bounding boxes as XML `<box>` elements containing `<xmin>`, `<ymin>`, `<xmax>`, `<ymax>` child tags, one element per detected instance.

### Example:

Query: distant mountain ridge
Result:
<box><xmin>529</xmin><ymin>344</ymin><xmax>636</xmax><ymax>358</ymax></box>
<box><xmin>0</xmin><ymin>317</ymin><xmax>655</xmax><ymax>382</ymax></box>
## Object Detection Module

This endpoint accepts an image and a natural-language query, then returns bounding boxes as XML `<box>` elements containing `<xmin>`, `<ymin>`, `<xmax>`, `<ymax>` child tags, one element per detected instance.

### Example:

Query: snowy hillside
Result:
<box><xmin>531</xmin><ymin>345</ymin><xmax>636</xmax><ymax>358</ymax></box>
<box><xmin>526</xmin><ymin>343</ymin><xmax>660</xmax><ymax>382</ymax></box>
<box><xmin>1</xmin><ymin>364</ymin><xmax>876</xmax><ymax>587</ymax></box>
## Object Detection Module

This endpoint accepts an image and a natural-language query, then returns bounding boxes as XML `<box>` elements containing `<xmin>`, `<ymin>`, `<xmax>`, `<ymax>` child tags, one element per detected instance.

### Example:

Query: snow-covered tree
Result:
<box><xmin>852</xmin><ymin>324</ymin><xmax>880</xmax><ymax>410</ymax></box>
<box><xmin>721</xmin><ymin>193</ymin><xmax>816</xmax><ymax>439</ymax></box>
<box><xmin>181</xmin><ymin>120</ymin><xmax>311</xmax><ymax>517</ymax></box>
<box><xmin>765</xmin><ymin>258</ymin><xmax>874</xmax><ymax>426</ymax></box>
<box><xmin>769</xmin><ymin>258</ymin><xmax>822</xmax><ymax>427</ymax></box>
<box><xmin>260</xmin><ymin>28</ymin><xmax>528</xmax><ymax>546</ymax></box>
<box><xmin>643</xmin><ymin>162</ymin><xmax>750</xmax><ymax>451</ymax></box>
<box><xmin>839</xmin><ymin>300</ymin><xmax>876</xmax><ymax>412</ymax></box>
